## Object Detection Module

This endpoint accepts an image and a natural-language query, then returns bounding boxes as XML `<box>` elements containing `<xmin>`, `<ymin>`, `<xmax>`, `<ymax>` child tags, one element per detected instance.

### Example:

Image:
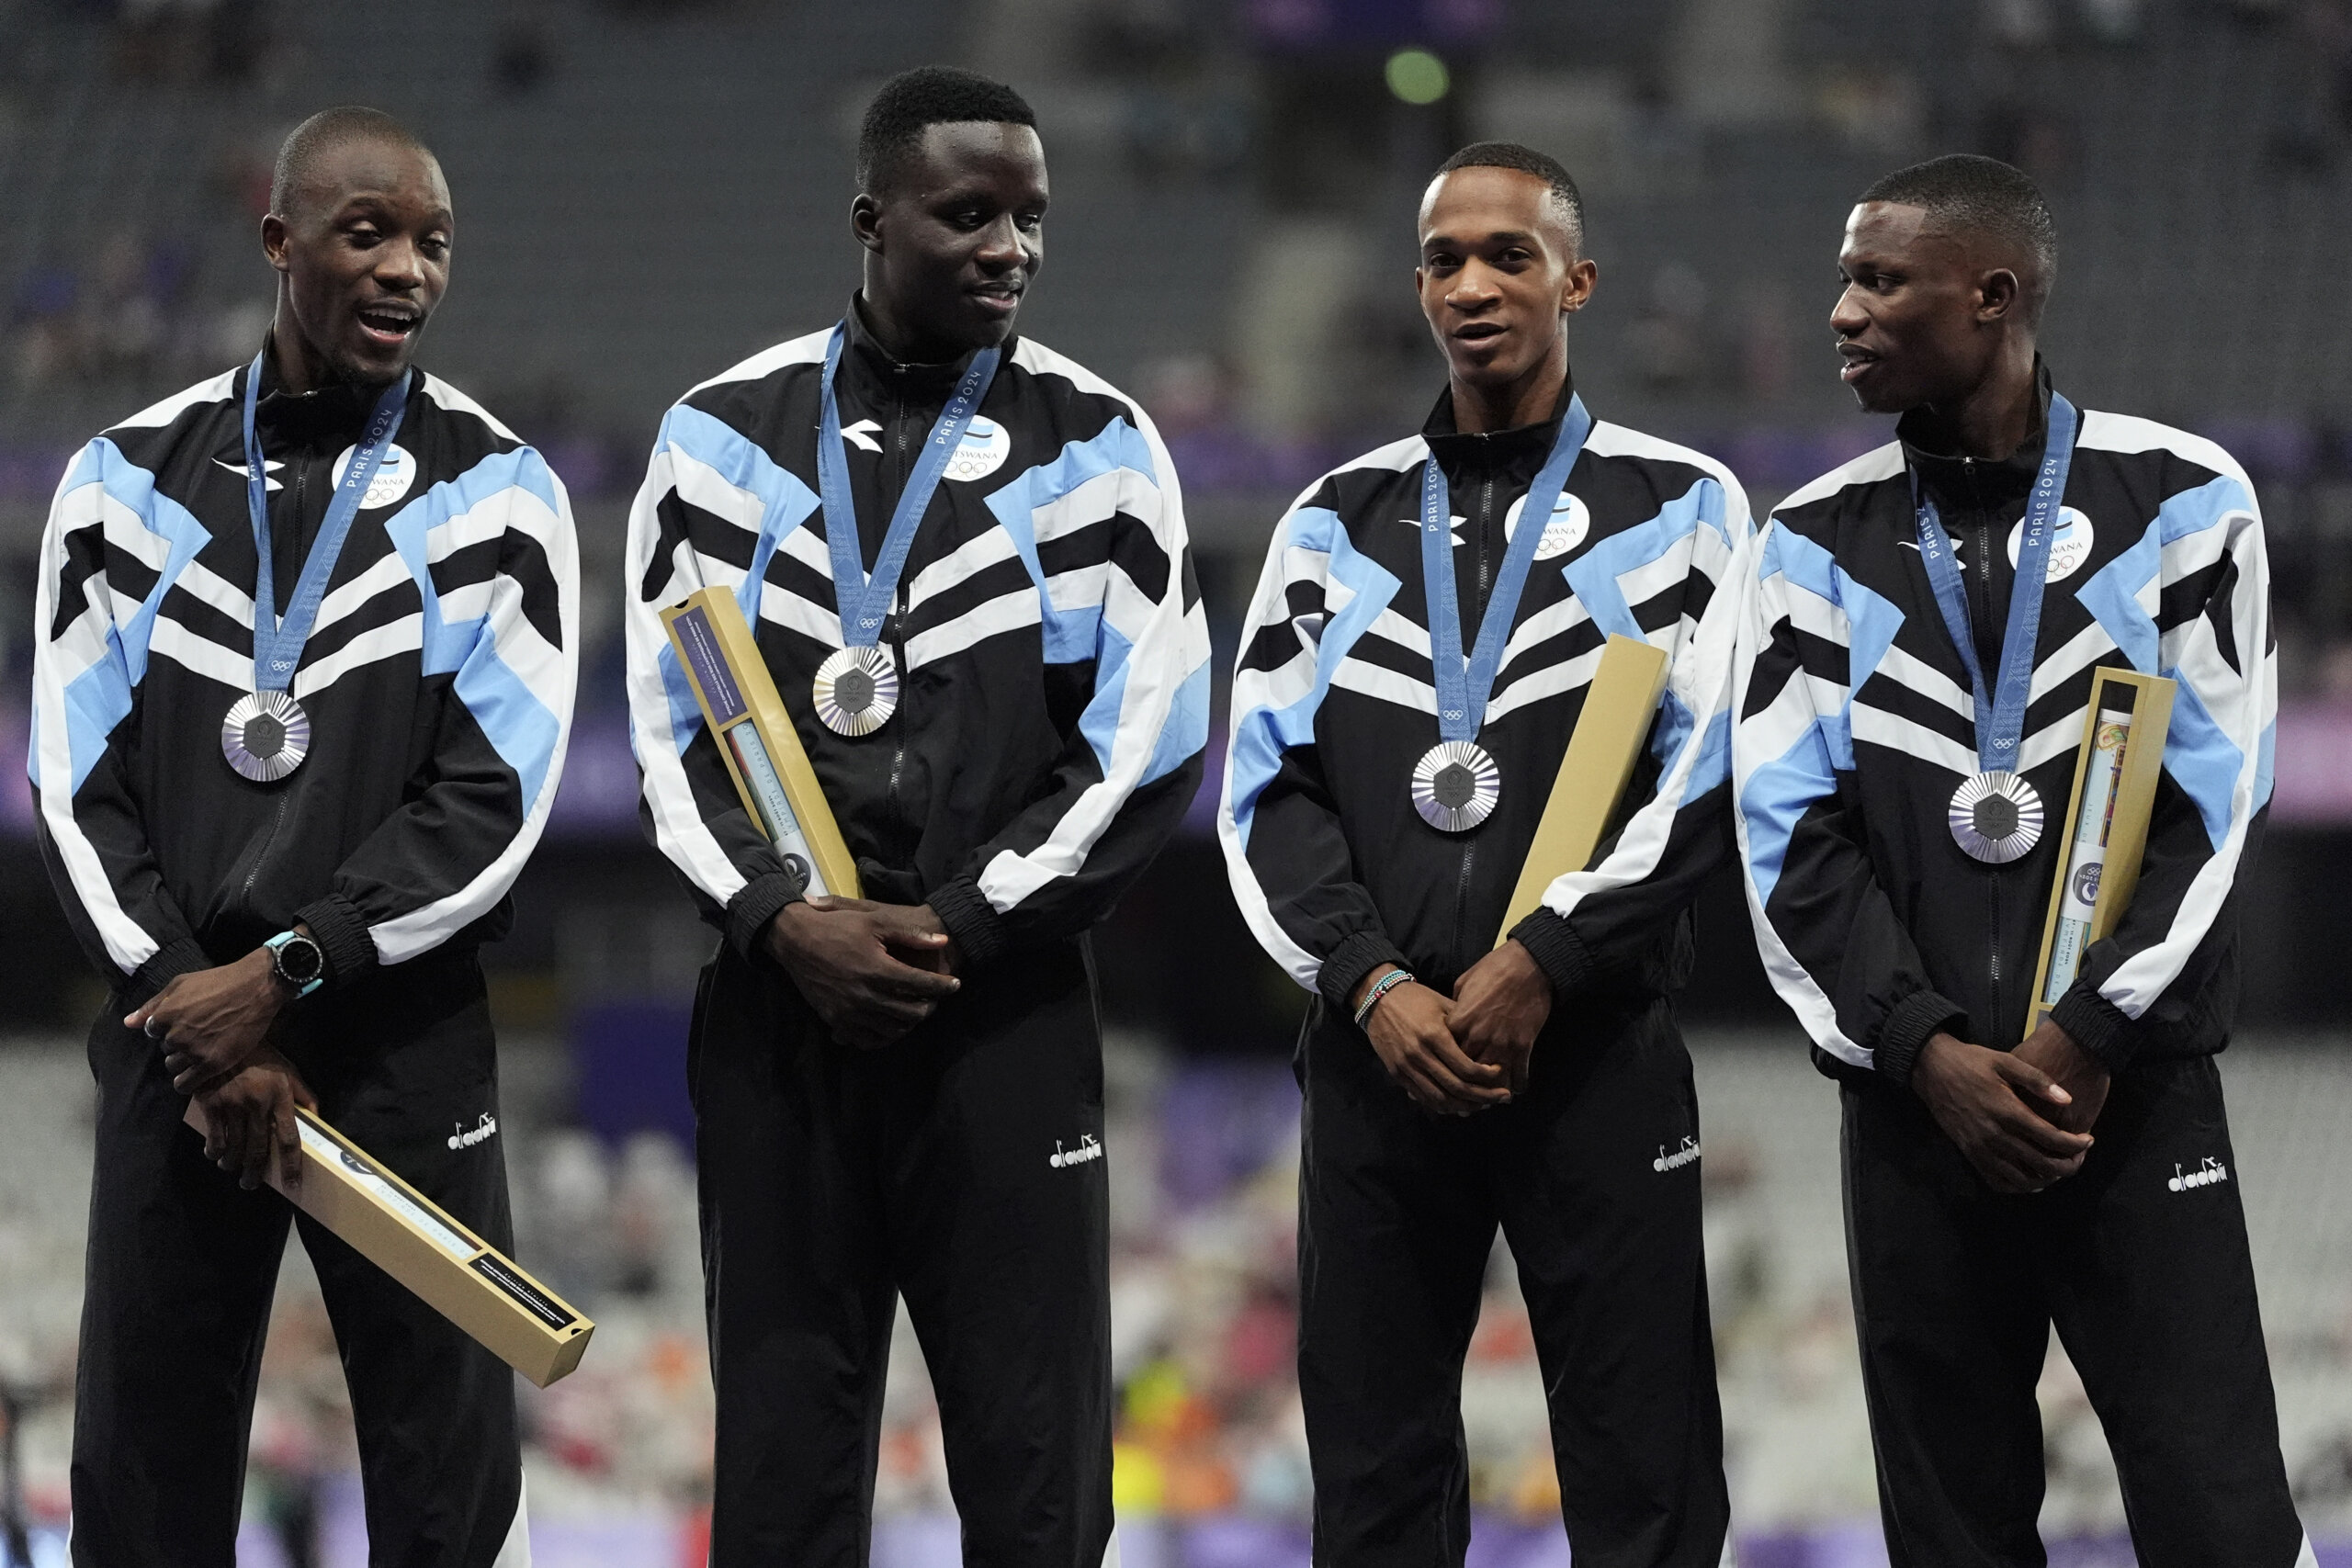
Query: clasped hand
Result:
<box><xmin>1354</xmin><ymin>941</ymin><xmax>1552</xmax><ymax>1116</ymax></box>
<box><xmin>1911</xmin><ymin>1020</ymin><xmax>2109</xmax><ymax>1194</ymax></box>
<box><xmin>124</xmin><ymin>953</ymin><xmax>315</xmax><ymax>1190</ymax></box>
<box><xmin>762</xmin><ymin>896</ymin><xmax>961</xmax><ymax>1050</ymax></box>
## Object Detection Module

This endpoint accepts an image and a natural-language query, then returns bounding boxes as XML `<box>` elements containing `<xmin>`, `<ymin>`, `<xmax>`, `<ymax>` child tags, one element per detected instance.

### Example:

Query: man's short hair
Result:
<box><xmin>271</xmin><ymin>107</ymin><xmax>435</xmax><ymax>220</ymax></box>
<box><xmin>1860</xmin><ymin>153</ymin><xmax>2057</xmax><ymax>317</ymax></box>
<box><xmin>1430</xmin><ymin>141</ymin><xmax>1585</xmax><ymax>254</ymax></box>
<box><xmin>857</xmin><ymin>66</ymin><xmax>1037</xmax><ymax>196</ymax></box>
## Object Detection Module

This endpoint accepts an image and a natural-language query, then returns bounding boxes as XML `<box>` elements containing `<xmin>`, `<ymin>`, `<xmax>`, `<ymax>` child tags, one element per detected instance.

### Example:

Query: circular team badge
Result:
<box><xmin>942</xmin><ymin>417</ymin><xmax>1011</xmax><ymax>483</ymax></box>
<box><xmin>220</xmin><ymin>690</ymin><xmax>311</xmax><ymax>782</ymax></box>
<box><xmin>1503</xmin><ymin>489</ymin><xmax>1592</xmax><ymax>561</ymax></box>
<box><xmin>812</xmin><ymin>645</ymin><xmax>900</xmax><ymax>737</ymax></box>
<box><xmin>1411</xmin><ymin>740</ymin><xmax>1501</xmax><ymax>833</ymax></box>
<box><xmin>2008</xmin><ymin>506</ymin><xmax>2094</xmax><ymax>582</ymax></box>
<box><xmin>331</xmin><ymin>443</ymin><xmax>417</xmax><ymax>510</ymax></box>
<box><xmin>1948</xmin><ymin>770</ymin><xmax>2043</xmax><ymax>863</ymax></box>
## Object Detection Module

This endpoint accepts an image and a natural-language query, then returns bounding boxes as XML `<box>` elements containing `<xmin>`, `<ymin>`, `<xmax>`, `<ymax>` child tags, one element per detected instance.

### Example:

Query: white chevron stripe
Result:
<box><xmin>1329</xmin><ymin>656</ymin><xmax>1437</xmax><ymax>713</ymax></box>
<box><xmin>1874</xmin><ymin>644</ymin><xmax>1972</xmax><ymax>718</ymax></box>
<box><xmin>907</xmin><ymin>526</ymin><xmax>1020</xmax><ymax>609</ymax></box>
<box><xmin>905</xmin><ymin>588</ymin><xmax>1039</xmax><ymax>668</ymax></box>
<box><xmin>1497</xmin><ymin>594</ymin><xmax>1593</xmax><ymax>674</ymax></box>
<box><xmin>146</xmin><ymin>615</ymin><xmax>251</xmax><ymax>690</ymax></box>
<box><xmin>1485</xmin><ymin>641</ymin><xmax>1607</xmax><ymax>724</ymax></box>
<box><xmin>292</xmin><ymin>615</ymin><xmax>423</xmax><ymax>696</ymax></box>
<box><xmin>665</xmin><ymin>446</ymin><xmax>766</xmax><ymax>535</ymax></box>
<box><xmin>754</xmin><ymin>583</ymin><xmax>842</xmax><ymax>647</ymax></box>
<box><xmin>1851</xmin><ymin>702</ymin><xmax>1977</xmax><ymax>775</ymax></box>
<box><xmin>2028</xmin><ymin>621</ymin><xmax>2117</xmax><ymax>703</ymax></box>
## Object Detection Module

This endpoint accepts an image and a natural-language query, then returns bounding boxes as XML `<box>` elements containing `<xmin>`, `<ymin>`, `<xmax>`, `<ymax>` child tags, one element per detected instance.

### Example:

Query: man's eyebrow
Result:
<box><xmin>1420</xmin><ymin>227</ymin><xmax>1539</xmax><ymax>249</ymax></box>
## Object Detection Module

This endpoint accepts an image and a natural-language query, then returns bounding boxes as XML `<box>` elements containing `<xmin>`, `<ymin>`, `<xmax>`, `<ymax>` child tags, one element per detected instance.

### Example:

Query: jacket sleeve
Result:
<box><xmin>2049</xmin><ymin>461</ymin><xmax>2274</xmax><ymax>1071</ymax></box>
<box><xmin>925</xmin><ymin>408</ymin><xmax>1210</xmax><ymax>965</ymax></box>
<box><xmin>623</xmin><ymin>403</ymin><xmax>821</xmax><ymax>960</ymax></box>
<box><xmin>1509</xmin><ymin>471</ymin><xmax>1754</xmax><ymax>996</ymax></box>
<box><xmin>1216</xmin><ymin>483</ymin><xmax>1410</xmax><ymax>1013</ymax></box>
<box><xmin>28</xmin><ymin>441</ymin><xmax>212</xmax><ymax>994</ymax></box>
<box><xmin>1732</xmin><ymin>519</ymin><xmax>1965</xmax><ymax>1086</ymax></box>
<box><xmin>291</xmin><ymin>449</ymin><xmax>579</xmax><ymax>984</ymax></box>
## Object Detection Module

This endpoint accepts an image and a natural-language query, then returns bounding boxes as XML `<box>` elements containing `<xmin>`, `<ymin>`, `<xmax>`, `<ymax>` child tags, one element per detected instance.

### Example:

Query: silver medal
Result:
<box><xmin>1948</xmin><ymin>770</ymin><xmax>2042</xmax><ymax>863</ymax></box>
<box><xmin>220</xmin><ymin>690</ymin><xmax>311</xmax><ymax>783</ymax></box>
<box><xmin>1411</xmin><ymin>740</ymin><xmax>1501</xmax><ymax>833</ymax></box>
<box><xmin>812</xmin><ymin>646</ymin><xmax>899</xmax><ymax>737</ymax></box>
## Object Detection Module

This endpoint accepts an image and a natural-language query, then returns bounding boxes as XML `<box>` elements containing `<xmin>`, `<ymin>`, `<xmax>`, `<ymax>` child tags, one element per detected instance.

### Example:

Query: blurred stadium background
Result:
<box><xmin>4</xmin><ymin>0</ymin><xmax>2352</xmax><ymax>1563</ymax></box>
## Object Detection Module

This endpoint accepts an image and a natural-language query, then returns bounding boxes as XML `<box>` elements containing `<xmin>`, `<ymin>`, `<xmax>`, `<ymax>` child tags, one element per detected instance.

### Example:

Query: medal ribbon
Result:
<box><xmin>1911</xmin><ymin>392</ymin><xmax>2078</xmax><ymax>773</ymax></box>
<box><xmin>815</xmin><ymin>324</ymin><xmax>1001</xmax><ymax>648</ymax></box>
<box><xmin>1419</xmin><ymin>393</ymin><xmax>1594</xmax><ymax>743</ymax></box>
<box><xmin>240</xmin><ymin>348</ymin><xmax>412</xmax><ymax>694</ymax></box>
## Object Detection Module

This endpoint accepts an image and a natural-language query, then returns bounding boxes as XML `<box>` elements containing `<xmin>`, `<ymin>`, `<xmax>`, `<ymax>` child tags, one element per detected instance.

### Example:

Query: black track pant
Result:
<box><xmin>72</xmin><ymin>950</ymin><xmax>524</xmax><ymax>1568</ymax></box>
<box><xmin>1296</xmin><ymin>993</ymin><xmax>1729</xmax><ymax>1568</ymax></box>
<box><xmin>1841</xmin><ymin>1054</ymin><xmax>2311</xmax><ymax>1567</ymax></box>
<box><xmin>691</xmin><ymin>936</ymin><xmax>1113</xmax><ymax>1568</ymax></box>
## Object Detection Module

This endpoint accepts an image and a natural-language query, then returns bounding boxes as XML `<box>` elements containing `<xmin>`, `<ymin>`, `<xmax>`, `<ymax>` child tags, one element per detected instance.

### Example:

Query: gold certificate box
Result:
<box><xmin>184</xmin><ymin>1101</ymin><xmax>593</xmax><ymax>1388</ymax></box>
<box><xmin>2025</xmin><ymin>668</ymin><xmax>2177</xmax><ymax>1039</ymax></box>
<box><xmin>660</xmin><ymin>586</ymin><xmax>861</xmax><ymax>900</ymax></box>
<box><xmin>1496</xmin><ymin>634</ymin><xmax>1673</xmax><ymax>944</ymax></box>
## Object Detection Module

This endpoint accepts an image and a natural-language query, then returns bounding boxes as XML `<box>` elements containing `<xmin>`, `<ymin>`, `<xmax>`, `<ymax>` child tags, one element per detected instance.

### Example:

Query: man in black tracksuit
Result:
<box><xmin>28</xmin><ymin>110</ymin><xmax>576</xmax><ymax>1565</ymax></box>
<box><xmin>1731</xmin><ymin>154</ymin><xmax>2311</xmax><ymax>1564</ymax></box>
<box><xmin>623</xmin><ymin>69</ymin><xmax>1205</xmax><ymax>1565</ymax></box>
<box><xmin>1219</xmin><ymin>144</ymin><xmax>1742</xmax><ymax>1567</ymax></box>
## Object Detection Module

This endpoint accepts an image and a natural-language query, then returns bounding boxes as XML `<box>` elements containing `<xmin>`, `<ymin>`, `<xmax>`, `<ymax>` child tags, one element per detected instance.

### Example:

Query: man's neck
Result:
<box><xmin>855</xmin><ymin>288</ymin><xmax>965</xmax><ymax>367</ymax></box>
<box><xmin>1449</xmin><ymin>342</ymin><xmax>1567</xmax><ymax>435</ymax></box>
<box><xmin>1913</xmin><ymin>344</ymin><xmax>2039</xmax><ymax>461</ymax></box>
<box><xmin>266</xmin><ymin>304</ymin><xmax>330</xmax><ymax>397</ymax></box>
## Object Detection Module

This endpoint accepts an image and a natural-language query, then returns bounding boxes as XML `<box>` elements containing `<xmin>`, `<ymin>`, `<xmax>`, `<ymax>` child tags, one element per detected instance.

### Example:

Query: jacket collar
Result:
<box><xmin>1897</xmin><ymin>357</ymin><xmax>2055</xmax><ymax>518</ymax></box>
<box><xmin>1419</xmin><ymin>374</ymin><xmax>1577</xmax><ymax>479</ymax></box>
<box><xmin>841</xmin><ymin>293</ymin><xmax>1011</xmax><ymax>404</ymax></box>
<box><xmin>250</xmin><ymin>344</ymin><xmax>390</xmax><ymax>448</ymax></box>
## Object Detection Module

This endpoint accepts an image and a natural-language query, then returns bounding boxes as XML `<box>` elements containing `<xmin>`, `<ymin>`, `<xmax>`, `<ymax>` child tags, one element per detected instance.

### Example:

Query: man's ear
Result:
<box><xmin>1560</xmin><ymin>256</ymin><xmax>1599</xmax><ymax>314</ymax></box>
<box><xmin>1977</xmin><ymin>266</ymin><xmax>2021</xmax><ymax>323</ymax></box>
<box><xmin>851</xmin><ymin>192</ymin><xmax>884</xmax><ymax>255</ymax></box>
<box><xmin>261</xmin><ymin>213</ymin><xmax>291</xmax><ymax>276</ymax></box>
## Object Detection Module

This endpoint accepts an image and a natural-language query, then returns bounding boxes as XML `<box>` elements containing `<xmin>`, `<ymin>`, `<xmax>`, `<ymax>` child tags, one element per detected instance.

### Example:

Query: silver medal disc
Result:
<box><xmin>1411</xmin><ymin>740</ymin><xmax>1501</xmax><ymax>833</ymax></box>
<box><xmin>1948</xmin><ymin>770</ymin><xmax>2043</xmax><ymax>863</ymax></box>
<box><xmin>812</xmin><ymin>646</ymin><xmax>899</xmax><ymax>737</ymax></box>
<box><xmin>220</xmin><ymin>690</ymin><xmax>311</xmax><ymax>783</ymax></box>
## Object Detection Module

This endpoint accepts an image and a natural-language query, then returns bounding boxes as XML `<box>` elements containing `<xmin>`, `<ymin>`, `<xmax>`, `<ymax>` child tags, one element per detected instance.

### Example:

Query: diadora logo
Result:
<box><xmin>447</xmin><ymin>1112</ymin><xmax>498</xmax><ymax>1152</ymax></box>
<box><xmin>2167</xmin><ymin>1156</ymin><xmax>2227</xmax><ymax>1192</ymax></box>
<box><xmin>1048</xmin><ymin>1134</ymin><xmax>1103</xmax><ymax>1169</ymax></box>
<box><xmin>215</xmin><ymin>456</ymin><xmax>286</xmax><ymax>491</ymax></box>
<box><xmin>1653</xmin><ymin>1136</ymin><xmax>1701</xmax><ymax>1174</ymax></box>
<box><xmin>841</xmin><ymin>418</ymin><xmax>884</xmax><ymax>454</ymax></box>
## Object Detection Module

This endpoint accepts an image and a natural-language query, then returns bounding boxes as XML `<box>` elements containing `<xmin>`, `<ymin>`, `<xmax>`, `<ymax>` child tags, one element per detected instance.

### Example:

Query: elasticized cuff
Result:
<box><xmin>130</xmin><ymin>937</ymin><xmax>212</xmax><ymax>1001</ymax></box>
<box><xmin>1317</xmin><ymin>929</ymin><xmax>1411</xmax><ymax>1016</ymax></box>
<box><xmin>725</xmin><ymin>871</ymin><xmax>805</xmax><ymax>964</ymax></box>
<box><xmin>928</xmin><ymin>875</ymin><xmax>1011</xmax><ymax>969</ymax></box>
<box><xmin>293</xmin><ymin>895</ymin><xmax>376</xmax><ymax>987</ymax></box>
<box><xmin>1875</xmin><ymin>987</ymin><xmax>1969</xmax><ymax>1090</ymax></box>
<box><xmin>2052</xmin><ymin>982</ymin><xmax>2137</xmax><ymax>1074</ymax></box>
<box><xmin>1507</xmin><ymin>908</ymin><xmax>1593</xmax><ymax>999</ymax></box>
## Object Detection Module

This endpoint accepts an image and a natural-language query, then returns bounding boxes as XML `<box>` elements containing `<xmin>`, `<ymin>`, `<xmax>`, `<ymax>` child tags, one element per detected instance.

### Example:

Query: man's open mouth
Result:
<box><xmin>356</xmin><ymin>303</ymin><xmax>422</xmax><ymax>344</ymax></box>
<box><xmin>1838</xmin><ymin>344</ymin><xmax>1882</xmax><ymax>381</ymax></box>
<box><xmin>1453</xmin><ymin>321</ymin><xmax>1507</xmax><ymax>343</ymax></box>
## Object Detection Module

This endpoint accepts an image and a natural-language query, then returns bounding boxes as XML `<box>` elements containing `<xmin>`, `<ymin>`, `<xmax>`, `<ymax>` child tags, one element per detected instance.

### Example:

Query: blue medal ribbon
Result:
<box><xmin>814</xmin><ymin>324</ymin><xmax>1001</xmax><ymax>648</ymax></box>
<box><xmin>1419</xmin><ymin>392</ymin><xmax>1595</xmax><ymax>744</ymax></box>
<box><xmin>240</xmin><ymin>348</ymin><xmax>411</xmax><ymax>694</ymax></box>
<box><xmin>1910</xmin><ymin>392</ymin><xmax>2078</xmax><ymax>773</ymax></box>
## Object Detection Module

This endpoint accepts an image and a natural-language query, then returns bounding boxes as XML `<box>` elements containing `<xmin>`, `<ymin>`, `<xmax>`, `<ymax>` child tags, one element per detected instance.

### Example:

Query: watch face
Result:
<box><xmin>277</xmin><ymin>936</ymin><xmax>323</xmax><ymax>984</ymax></box>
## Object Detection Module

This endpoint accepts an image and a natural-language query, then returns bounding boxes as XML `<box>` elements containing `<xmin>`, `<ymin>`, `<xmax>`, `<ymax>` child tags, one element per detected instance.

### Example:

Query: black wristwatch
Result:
<box><xmin>265</xmin><ymin>931</ymin><xmax>325</xmax><ymax>996</ymax></box>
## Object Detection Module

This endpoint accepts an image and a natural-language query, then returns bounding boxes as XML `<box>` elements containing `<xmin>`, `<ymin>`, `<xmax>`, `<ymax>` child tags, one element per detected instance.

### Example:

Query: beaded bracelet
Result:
<box><xmin>1351</xmin><ymin>968</ymin><xmax>1414</xmax><ymax>1029</ymax></box>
